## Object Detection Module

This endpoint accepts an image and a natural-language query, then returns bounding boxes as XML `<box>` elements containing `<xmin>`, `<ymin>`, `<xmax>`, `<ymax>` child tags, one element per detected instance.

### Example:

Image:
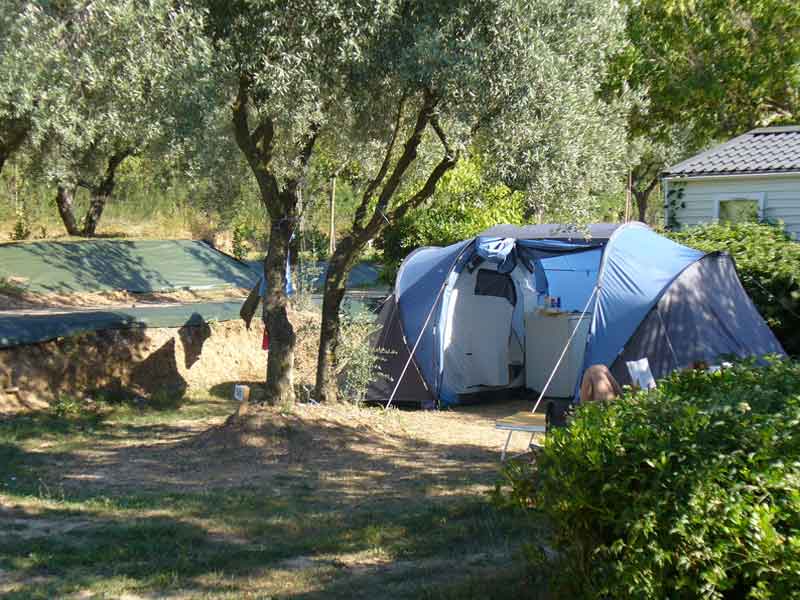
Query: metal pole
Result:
<box><xmin>625</xmin><ymin>170</ymin><xmax>632</xmax><ymax>222</ymax></box>
<box><xmin>329</xmin><ymin>176</ymin><xmax>336</xmax><ymax>255</ymax></box>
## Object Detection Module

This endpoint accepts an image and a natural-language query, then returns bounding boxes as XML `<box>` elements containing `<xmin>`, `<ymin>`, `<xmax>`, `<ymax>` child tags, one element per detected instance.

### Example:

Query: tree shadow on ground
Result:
<box><xmin>0</xmin><ymin>401</ymin><xmax>542</xmax><ymax>598</ymax></box>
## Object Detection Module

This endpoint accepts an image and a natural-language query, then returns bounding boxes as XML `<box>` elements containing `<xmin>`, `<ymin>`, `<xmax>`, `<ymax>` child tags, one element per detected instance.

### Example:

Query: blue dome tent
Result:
<box><xmin>367</xmin><ymin>223</ymin><xmax>784</xmax><ymax>412</ymax></box>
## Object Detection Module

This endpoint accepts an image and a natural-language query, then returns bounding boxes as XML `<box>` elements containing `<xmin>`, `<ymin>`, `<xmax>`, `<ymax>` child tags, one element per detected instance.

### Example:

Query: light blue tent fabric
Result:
<box><xmin>539</xmin><ymin>249</ymin><xmax>602</xmax><ymax>312</ymax></box>
<box><xmin>583</xmin><ymin>224</ymin><xmax>704</xmax><ymax>371</ymax></box>
<box><xmin>395</xmin><ymin>236</ymin><xmax>602</xmax><ymax>402</ymax></box>
<box><xmin>475</xmin><ymin>237</ymin><xmax>517</xmax><ymax>272</ymax></box>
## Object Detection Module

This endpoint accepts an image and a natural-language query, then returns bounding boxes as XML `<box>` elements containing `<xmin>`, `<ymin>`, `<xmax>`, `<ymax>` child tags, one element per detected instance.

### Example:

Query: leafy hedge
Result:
<box><xmin>495</xmin><ymin>359</ymin><xmax>800</xmax><ymax>599</ymax></box>
<box><xmin>666</xmin><ymin>222</ymin><xmax>800</xmax><ymax>356</ymax></box>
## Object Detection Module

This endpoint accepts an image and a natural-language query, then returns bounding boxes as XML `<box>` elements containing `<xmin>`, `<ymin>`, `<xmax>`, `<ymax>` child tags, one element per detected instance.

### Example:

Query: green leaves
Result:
<box><xmin>610</xmin><ymin>0</ymin><xmax>800</xmax><ymax>146</ymax></box>
<box><xmin>496</xmin><ymin>359</ymin><xmax>800</xmax><ymax>599</ymax></box>
<box><xmin>2</xmin><ymin>1</ymin><xmax>215</xmax><ymax>184</ymax></box>
<box><xmin>379</xmin><ymin>156</ymin><xmax>525</xmax><ymax>268</ymax></box>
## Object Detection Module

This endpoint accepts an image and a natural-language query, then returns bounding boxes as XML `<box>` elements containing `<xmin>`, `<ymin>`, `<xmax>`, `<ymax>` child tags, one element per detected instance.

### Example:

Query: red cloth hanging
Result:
<box><xmin>262</xmin><ymin>329</ymin><xmax>270</xmax><ymax>351</ymax></box>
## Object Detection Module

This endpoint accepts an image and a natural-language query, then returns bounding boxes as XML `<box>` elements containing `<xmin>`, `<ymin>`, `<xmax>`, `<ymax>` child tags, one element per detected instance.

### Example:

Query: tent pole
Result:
<box><xmin>384</xmin><ymin>244</ymin><xmax>472</xmax><ymax>410</ymax></box>
<box><xmin>531</xmin><ymin>286</ymin><xmax>598</xmax><ymax>415</ymax></box>
<box><xmin>384</xmin><ymin>280</ymin><xmax>448</xmax><ymax>410</ymax></box>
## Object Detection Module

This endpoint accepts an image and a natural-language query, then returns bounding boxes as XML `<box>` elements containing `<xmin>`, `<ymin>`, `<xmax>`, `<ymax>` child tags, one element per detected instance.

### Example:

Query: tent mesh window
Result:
<box><xmin>474</xmin><ymin>269</ymin><xmax>517</xmax><ymax>305</ymax></box>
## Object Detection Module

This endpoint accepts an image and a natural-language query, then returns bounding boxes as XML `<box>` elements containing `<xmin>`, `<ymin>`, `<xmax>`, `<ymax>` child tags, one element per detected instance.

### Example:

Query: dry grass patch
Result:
<box><xmin>0</xmin><ymin>397</ymin><xmax>543</xmax><ymax>599</ymax></box>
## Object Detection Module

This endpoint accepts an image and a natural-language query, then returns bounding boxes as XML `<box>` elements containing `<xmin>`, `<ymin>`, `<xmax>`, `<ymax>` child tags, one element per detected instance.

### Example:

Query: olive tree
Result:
<box><xmin>203</xmin><ymin>1</ymin><xmax>390</xmax><ymax>404</ymax></box>
<box><xmin>1</xmin><ymin>1</ymin><xmax>212</xmax><ymax>236</ymax></box>
<box><xmin>0</xmin><ymin>2</ymin><xmax>64</xmax><ymax>174</ymax></box>
<box><xmin>313</xmin><ymin>0</ymin><xmax>629</xmax><ymax>402</ymax></box>
<box><xmin>50</xmin><ymin>1</ymin><xmax>211</xmax><ymax>236</ymax></box>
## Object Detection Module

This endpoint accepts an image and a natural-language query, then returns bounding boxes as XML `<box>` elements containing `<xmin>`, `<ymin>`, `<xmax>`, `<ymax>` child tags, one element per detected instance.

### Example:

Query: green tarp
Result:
<box><xmin>0</xmin><ymin>239</ymin><xmax>259</xmax><ymax>348</ymax></box>
<box><xmin>0</xmin><ymin>239</ymin><xmax>256</xmax><ymax>293</ymax></box>
<box><xmin>0</xmin><ymin>301</ymin><xmax>244</xmax><ymax>348</ymax></box>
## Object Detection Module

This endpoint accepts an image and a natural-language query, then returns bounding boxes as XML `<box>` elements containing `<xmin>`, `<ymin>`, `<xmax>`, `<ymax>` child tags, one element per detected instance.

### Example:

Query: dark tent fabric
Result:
<box><xmin>611</xmin><ymin>252</ymin><xmax>784</xmax><ymax>385</ymax></box>
<box><xmin>0</xmin><ymin>239</ymin><xmax>255</xmax><ymax>293</ymax></box>
<box><xmin>366</xmin><ymin>295</ymin><xmax>435</xmax><ymax>408</ymax></box>
<box><xmin>396</xmin><ymin>241</ymin><xmax>472</xmax><ymax>390</ymax></box>
<box><xmin>0</xmin><ymin>302</ymin><xmax>242</xmax><ymax>348</ymax></box>
<box><xmin>478</xmin><ymin>223</ymin><xmax>620</xmax><ymax>241</ymax></box>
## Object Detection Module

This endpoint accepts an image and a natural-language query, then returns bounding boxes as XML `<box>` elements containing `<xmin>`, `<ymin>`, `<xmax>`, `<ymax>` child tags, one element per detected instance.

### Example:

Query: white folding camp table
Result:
<box><xmin>495</xmin><ymin>411</ymin><xmax>547</xmax><ymax>461</ymax></box>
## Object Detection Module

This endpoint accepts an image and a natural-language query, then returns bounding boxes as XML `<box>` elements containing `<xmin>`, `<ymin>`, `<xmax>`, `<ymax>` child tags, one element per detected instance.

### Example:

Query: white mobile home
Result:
<box><xmin>662</xmin><ymin>126</ymin><xmax>800</xmax><ymax>238</ymax></box>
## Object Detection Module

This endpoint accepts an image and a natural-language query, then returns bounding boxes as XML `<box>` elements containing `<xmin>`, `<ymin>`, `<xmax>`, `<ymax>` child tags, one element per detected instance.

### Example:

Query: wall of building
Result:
<box><xmin>665</xmin><ymin>174</ymin><xmax>800</xmax><ymax>239</ymax></box>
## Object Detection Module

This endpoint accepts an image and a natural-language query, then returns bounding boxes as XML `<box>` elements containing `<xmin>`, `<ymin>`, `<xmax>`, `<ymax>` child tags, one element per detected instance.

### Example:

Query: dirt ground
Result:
<box><xmin>0</xmin><ymin>286</ymin><xmax>249</xmax><ymax>311</ymax></box>
<box><xmin>40</xmin><ymin>400</ymin><xmax>539</xmax><ymax>494</ymax></box>
<box><xmin>0</xmin><ymin>309</ymin><xmax>324</xmax><ymax>412</ymax></box>
<box><xmin>0</xmin><ymin>398</ymin><xmax>542</xmax><ymax>599</ymax></box>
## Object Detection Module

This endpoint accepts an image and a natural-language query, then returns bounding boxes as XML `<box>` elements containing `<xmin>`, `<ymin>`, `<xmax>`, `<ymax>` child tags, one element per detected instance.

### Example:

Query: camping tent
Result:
<box><xmin>366</xmin><ymin>222</ymin><xmax>784</xmax><ymax>410</ymax></box>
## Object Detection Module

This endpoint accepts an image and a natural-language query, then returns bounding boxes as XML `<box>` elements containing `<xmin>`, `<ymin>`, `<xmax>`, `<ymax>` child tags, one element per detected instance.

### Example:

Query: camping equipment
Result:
<box><xmin>366</xmin><ymin>223</ymin><xmax>785</xmax><ymax>414</ymax></box>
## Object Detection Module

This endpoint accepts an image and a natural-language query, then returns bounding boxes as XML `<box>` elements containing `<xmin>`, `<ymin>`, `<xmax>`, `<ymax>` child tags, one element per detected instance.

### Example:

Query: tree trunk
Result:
<box><xmin>78</xmin><ymin>150</ymin><xmax>130</xmax><ymax>236</ymax></box>
<box><xmin>262</xmin><ymin>200</ymin><xmax>297</xmax><ymax>405</ymax></box>
<box><xmin>229</xmin><ymin>76</ymin><xmax>317</xmax><ymax>407</ymax></box>
<box><xmin>315</xmin><ymin>238</ymin><xmax>360</xmax><ymax>403</ymax></box>
<box><xmin>81</xmin><ymin>191</ymin><xmax>109</xmax><ymax>236</ymax></box>
<box><xmin>0</xmin><ymin>116</ymin><xmax>30</xmax><ymax>176</ymax></box>
<box><xmin>55</xmin><ymin>185</ymin><xmax>81</xmax><ymax>236</ymax></box>
<box><xmin>634</xmin><ymin>190</ymin><xmax>648</xmax><ymax>223</ymax></box>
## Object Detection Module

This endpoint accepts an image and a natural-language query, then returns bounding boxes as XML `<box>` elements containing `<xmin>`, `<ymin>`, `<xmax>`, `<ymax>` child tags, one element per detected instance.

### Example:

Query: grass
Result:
<box><xmin>0</xmin><ymin>394</ymin><xmax>544</xmax><ymax>599</ymax></box>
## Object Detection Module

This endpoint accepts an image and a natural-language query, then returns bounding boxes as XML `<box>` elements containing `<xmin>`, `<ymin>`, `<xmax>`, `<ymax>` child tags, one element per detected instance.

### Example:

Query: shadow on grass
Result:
<box><xmin>0</xmin><ymin>489</ymin><xmax>541</xmax><ymax>599</ymax></box>
<box><xmin>0</xmin><ymin>404</ymin><xmax>544</xmax><ymax>598</ymax></box>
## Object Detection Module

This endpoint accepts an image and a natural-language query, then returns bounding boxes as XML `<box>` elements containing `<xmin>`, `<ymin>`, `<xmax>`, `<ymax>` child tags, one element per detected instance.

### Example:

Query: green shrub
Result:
<box><xmin>666</xmin><ymin>222</ymin><xmax>800</xmax><ymax>356</ymax></box>
<box><xmin>495</xmin><ymin>359</ymin><xmax>800</xmax><ymax>599</ymax></box>
<box><xmin>336</xmin><ymin>307</ymin><xmax>391</xmax><ymax>404</ymax></box>
<box><xmin>11</xmin><ymin>203</ymin><xmax>32</xmax><ymax>240</ymax></box>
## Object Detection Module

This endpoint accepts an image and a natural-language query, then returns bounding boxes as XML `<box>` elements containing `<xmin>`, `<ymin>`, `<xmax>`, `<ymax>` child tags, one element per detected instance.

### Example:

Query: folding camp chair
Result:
<box><xmin>496</xmin><ymin>411</ymin><xmax>547</xmax><ymax>461</ymax></box>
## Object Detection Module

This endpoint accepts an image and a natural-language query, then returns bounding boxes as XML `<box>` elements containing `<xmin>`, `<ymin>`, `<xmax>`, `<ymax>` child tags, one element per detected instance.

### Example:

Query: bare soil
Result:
<box><xmin>0</xmin><ymin>287</ymin><xmax>249</xmax><ymax>311</ymax></box>
<box><xmin>0</xmin><ymin>308</ymin><xmax>322</xmax><ymax>412</ymax></box>
<box><xmin>39</xmin><ymin>400</ymin><xmax>537</xmax><ymax>495</ymax></box>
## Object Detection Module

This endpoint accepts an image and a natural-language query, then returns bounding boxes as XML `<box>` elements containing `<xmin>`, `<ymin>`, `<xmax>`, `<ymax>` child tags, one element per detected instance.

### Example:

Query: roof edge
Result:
<box><xmin>662</xmin><ymin>169</ymin><xmax>800</xmax><ymax>180</ymax></box>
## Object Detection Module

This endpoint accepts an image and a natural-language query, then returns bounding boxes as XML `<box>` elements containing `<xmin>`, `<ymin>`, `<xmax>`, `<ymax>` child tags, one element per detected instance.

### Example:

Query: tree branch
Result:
<box><xmin>430</xmin><ymin>113</ymin><xmax>453</xmax><ymax>158</ymax></box>
<box><xmin>231</xmin><ymin>75</ymin><xmax>257</xmax><ymax>160</ymax></box>
<box><xmin>286</xmin><ymin>123</ymin><xmax>319</xmax><ymax>200</ymax></box>
<box><xmin>359</xmin><ymin>90</ymin><xmax>438</xmax><ymax>235</ymax></box>
<box><xmin>643</xmin><ymin>173</ymin><xmax>660</xmax><ymax>197</ymax></box>
<box><xmin>388</xmin><ymin>152</ymin><xmax>459</xmax><ymax>224</ymax></box>
<box><xmin>631</xmin><ymin>160</ymin><xmax>657</xmax><ymax>190</ymax></box>
<box><xmin>352</xmin><ymin>94</ymin><xmax>407</xmax><ymax>232</ymax></box>
<box><xmin>100</xmin><ymin>148</ymin><xmax>133</xmax><ymax>192</ymax></box>
<box><xmin>231</xmin><ymin>73</ymin><xmax>281</xmax><ymax>215</ymax></box>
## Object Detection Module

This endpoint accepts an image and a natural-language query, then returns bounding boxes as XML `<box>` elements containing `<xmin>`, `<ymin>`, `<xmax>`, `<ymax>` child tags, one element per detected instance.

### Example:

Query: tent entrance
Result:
<box><xmin>439</xmin><ymin>245</ymin><xmax>601</xmax><ymax>403</ymax></box>
<box><xmin>523</xmin><ymin>250</ymin><xmax>600</xmax><ymax>397</ymax></box>
<box><xmin>440</xmin><ymin>262</ymin><xmax>530</xmax><ymax>399</ymax></box>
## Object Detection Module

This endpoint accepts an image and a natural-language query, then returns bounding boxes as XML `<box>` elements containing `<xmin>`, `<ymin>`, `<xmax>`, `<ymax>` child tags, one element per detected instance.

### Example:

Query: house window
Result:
<box><xmin>719</xmin><ymin>199</ymin><xmax>759</xmax><ymax>223</ymax></box>
<box><xmin>714</xmin><ymin>193</ymin><xmax>765</xmax><ymax>223</ymax></box>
